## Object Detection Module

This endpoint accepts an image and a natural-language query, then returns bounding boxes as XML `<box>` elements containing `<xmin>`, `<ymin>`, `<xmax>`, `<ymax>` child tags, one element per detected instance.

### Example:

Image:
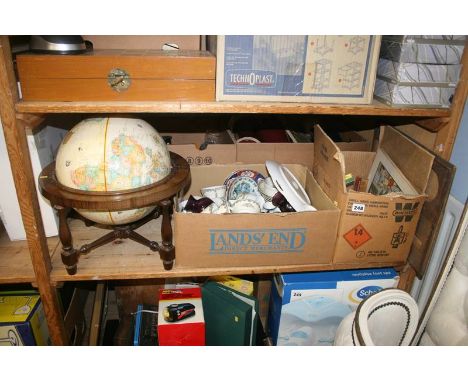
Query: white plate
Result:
<box><xmin>265</xmin><ymin>160</ymin><xmax>316</xmax><ymax>212</ymax></box>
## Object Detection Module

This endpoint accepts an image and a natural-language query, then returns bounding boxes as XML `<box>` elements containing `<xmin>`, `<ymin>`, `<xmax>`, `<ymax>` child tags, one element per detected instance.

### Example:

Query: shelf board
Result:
<box><xmin>16</xmin><ymin>99</ymin><xmax>451</xmax><ymax>117</ymax></box>
<box><xmin>49</xmin><ymin>218</ymin><xmax>403</xmax><ymax>284</ymax></box>
<box><xmin>0</xmin><ymin>226</ymin><xmax>60</xmax><ymax>284</ymax></box>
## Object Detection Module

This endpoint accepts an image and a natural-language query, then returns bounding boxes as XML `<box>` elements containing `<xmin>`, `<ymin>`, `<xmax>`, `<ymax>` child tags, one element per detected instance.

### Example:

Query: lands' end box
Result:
<box><xmin>174</xmin><ymin>162</ymin><xmax>340</xmax><ymax>269</ymax></box>
<box><xmin>312</xmin><ymin>125</ymin><xmax>434</xmax><ymax>265</ymax></box>
<box><xmin>17</xmin><ymin>50</ymin><xmax>216</xmax><ymax>102</ymax></box>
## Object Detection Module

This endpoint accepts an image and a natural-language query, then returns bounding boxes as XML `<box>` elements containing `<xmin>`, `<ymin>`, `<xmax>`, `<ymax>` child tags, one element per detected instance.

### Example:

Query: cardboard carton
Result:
<box><xmin>174</xmin><ymin>163</ymin><xmax>340</xmax><ymax>268</ymax></box>
<box><xmin>167</xmin><ymin>130</ymin><xmax>236</xmax><ymax>166</ymax></box>
<box><xmin>312</xmin><ymin>125</ymin><xmax>434</xmax><ymax>265</ymax></box>
<box><xmin>235</xmin><ymin>130</ymin><xmax>374</xmax><ymax>170</ymax></box>
<box><xmin>165</xmin><ymin>129</ymin><xmax>374</xmax><ymax>169</ymax></box>
<box><xmin>215</xmin><ymin>35</ymin><xmax>381</xmax><ymax>104</ymax></box>
<box><xmin>0</xmin><ymin>292</ymin><xmax>51</xmax><ymax>346</ymax></box>
<box><xmin>83</xmin><ymin>35</ymin><xmax>201</xmax><ymax>50</ymax></box>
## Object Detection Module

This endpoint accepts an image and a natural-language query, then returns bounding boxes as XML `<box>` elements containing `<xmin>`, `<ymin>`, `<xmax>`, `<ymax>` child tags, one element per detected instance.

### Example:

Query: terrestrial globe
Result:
<box><xmin>55</xmin><ymin>117</ymin><xmax>172</xmax><ymax>225</ymax></box>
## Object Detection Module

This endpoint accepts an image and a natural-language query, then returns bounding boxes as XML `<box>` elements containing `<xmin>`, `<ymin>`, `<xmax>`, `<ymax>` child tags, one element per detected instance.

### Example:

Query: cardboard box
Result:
<box><xmin>286</xmin><ymin>128</ymin><xmax>374</xmax><ymax>150</ymax></box>
<box><xmin>174</xmin><ymin>163</ymin><xmax>340</xmax><ymax>268</ymax></box>
<box><xmin>215</xmin><ymin>35</ymin><xmax>381</xmax><ymax>104</ymax></box>
<box><xmin>0</xmin><ymin>292</ymin><xmax>51</xmax><ymax>345</ymax></box>
<box><xmin>268</xmin><ymin>268</ymin><xmax>399</xmax><ymax>345</ymax></box>
<box><xmin>235</xmin><ymin>129</ymin><xmax>374</xmax><ymax>172</ymax></box>
<box><xmin>312</xmin><ymin>125</ymin><xmax>434</xmax><ymax>265</ymax></box>
<box><xmin>374</xmin><ymin>77</ymin><xmax>455</xmax><ymax>108</ymax></box>
<box><xmin>167</xmin><ymin>130</ymin><xmax>236</xmax><ymax>166</ymax></box>
<box><xmin>17</xmin><ymin>50</ymin><xmax>216</xmax><ymax>101</ymax></box>
<box><xmin>165</xmin><ymin>128</ymin><xmax>374</xmax><ymax>170</ymax></box>
<box><xmin>83</xmin><ymin>35</ymin><xmax>201</xmax><ymax>50</ymax></box>
<box><xmin>157</xmin><ymin>287</ymin><xmax>205</xmax><ymax>345</ymax></box>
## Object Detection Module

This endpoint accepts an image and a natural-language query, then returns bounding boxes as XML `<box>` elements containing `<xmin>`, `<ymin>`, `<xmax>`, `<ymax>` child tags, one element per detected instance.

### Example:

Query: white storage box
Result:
<box><xmin>374</xmin><ymin>77</ymin><xmax>455</xmax><ymax>108</ymax></box>
<box><xmin>377</xmin><ymin>58</ymin><xmax>461</xmax><ymax>86</ymax></box>
<box><xmin>384</xmin><ymin>35</ymin><xmax>466</xmax><ymax>42</ymax></box>
<box><xmin>380</xmin><ymin>36</ymin><xmax>466</xmax><ymax>65</ymax></box>
<box><xmin>0</xmin><ymin>120</ymin><xmax>66</xmax><ymax>240</ymax></box>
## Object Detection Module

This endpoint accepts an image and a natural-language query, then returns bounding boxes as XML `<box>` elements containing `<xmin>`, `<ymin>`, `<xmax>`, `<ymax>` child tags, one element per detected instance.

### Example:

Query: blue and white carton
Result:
<box><xmin>268</xmin><ymin>268</ymin><xmax>399</xmax><ymax>345</ymax></box>
<box><xmin>215</xmin><ymin>35</ymin><xmax>381</xmax><ymax>104</ymax></box>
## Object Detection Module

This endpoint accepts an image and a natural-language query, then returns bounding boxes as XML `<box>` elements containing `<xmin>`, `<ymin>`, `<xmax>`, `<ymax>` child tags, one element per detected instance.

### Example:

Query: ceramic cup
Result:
<box><xmin>228</xmin><ymin>192</ymin><xmax>263</xmax><ymax>213</ymax></box>
<box><xmin>211</xmin><ymin>203</ymin><xmax>229</xmax><ymax>214</ymax></box>
<box><xmin>226</xmin><ymin>177</ymin><xmax>261</xmax><ymax>201</ymax></box>
<box><xmin>201</xmin><ymin>185</ymin><xmax>227</xmax><ymax>200</ymax></box>
<box><xmin>229</xmin><ymin>199</ymin><xmax>261</xmax><ymax>214</ymax></box>
<box><xmin>262</xmin><ymin>201</ymin><xmax>280</xmax><ymax>213</ymax></box>
<box><xmin>258</xmin><ymin>177</ymin><xmax>279</xmax><ymax>201</ymax></box>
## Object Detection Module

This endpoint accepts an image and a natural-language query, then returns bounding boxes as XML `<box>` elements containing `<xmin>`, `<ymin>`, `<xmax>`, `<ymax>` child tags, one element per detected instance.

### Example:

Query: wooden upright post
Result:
<box><xmin>435</xmin><ymin>41</ymin><xmax>468</xmax><ymax>160</ymax></box>
<box><xmin>0</xmin><ymin>36</ymin><xmax>67</xmax><ymax>345</ymax></box>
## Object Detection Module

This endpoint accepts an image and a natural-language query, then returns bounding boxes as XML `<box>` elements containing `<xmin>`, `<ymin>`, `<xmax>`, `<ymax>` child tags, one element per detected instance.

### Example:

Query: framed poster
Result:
<box><xmin>367</xmin><ymin>149</ymin><xmax>418</xmax><ymax>196</ymax></box>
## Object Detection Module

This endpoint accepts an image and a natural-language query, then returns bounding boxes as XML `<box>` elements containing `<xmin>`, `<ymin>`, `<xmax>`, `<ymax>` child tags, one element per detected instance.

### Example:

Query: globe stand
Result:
<box><xmin>39</xmin><ymin>152</ymin><xmax>190</xmax><ymax>275</ymax></box>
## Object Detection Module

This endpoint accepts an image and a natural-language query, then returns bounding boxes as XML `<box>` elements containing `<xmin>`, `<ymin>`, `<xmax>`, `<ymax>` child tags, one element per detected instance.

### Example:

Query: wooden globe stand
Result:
<box><xmin>39</xmin><ymin>152</ymin><xmax>190</xmax><ymax>275</ymax></box>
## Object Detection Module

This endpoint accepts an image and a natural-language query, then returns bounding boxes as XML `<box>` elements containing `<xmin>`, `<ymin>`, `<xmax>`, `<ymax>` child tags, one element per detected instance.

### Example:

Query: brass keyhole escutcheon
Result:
<box><xmin>108</xmin><ymin>68</ymin><xmax>131</xmax><ymax>92</ymax></box>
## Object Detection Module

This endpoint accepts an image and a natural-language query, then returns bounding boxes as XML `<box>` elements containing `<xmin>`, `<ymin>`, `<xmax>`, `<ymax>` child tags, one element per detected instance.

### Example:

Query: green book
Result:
<box><xmin>202</xmin><ymin>281</ymin><xmax>258</xmax><ymax>346</ymax></box>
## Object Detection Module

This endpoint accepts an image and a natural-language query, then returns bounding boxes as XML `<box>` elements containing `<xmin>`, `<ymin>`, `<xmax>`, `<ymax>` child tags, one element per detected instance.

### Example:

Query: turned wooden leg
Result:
<box><xmin>56</xmin><ymin>206</ymin><xmax>79</xmax><ymax>275</ymax></box>
<box><xmin>159</xmin><ymin>199</ymin><xmax>175</xmax><ymax>270</ymax></box>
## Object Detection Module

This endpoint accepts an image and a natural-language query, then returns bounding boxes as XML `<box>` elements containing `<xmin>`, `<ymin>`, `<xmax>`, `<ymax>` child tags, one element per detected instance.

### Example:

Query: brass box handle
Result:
<box><xmin>107</xmin><ymin>68</ymin><xmax>131</xmax><ymax>92</ymax></box>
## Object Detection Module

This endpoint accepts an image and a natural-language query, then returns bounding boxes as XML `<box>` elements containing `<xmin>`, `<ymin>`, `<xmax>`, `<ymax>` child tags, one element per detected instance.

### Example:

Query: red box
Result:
<box><xmin>157</xmin><ymin>287</ymin><xmax>205</xmax><ymax>346</ymax></box>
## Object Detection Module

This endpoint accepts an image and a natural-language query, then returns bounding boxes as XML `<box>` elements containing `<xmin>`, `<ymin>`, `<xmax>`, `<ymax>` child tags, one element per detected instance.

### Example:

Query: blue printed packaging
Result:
<box><xmin>215</xmin><ymin>35</ymin><xmax>381</xmax><ymax>104</ymax></box>
<box><xmin>269</xmin><ymin>268</ymin><xmax>399</xmax><ymax>345</ymax></box>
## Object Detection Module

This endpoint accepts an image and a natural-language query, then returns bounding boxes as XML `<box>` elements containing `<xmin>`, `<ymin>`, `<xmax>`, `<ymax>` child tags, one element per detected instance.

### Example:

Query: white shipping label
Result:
<box><xmin>290</xmin><ymin>288</ymin><xmax>342</xmax><ymax>303</ymax></box>
<box><xmin>351</xmin><ymin>203</ymin><xmax>366</xmax><ymax>213</ymax></box>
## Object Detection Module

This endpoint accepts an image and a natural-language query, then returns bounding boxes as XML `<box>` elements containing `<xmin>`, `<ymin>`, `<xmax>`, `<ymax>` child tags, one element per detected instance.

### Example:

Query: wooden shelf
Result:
<box><xmin>49</xmin><ymin>218</ymin><xmax>404</xmax><ymax>284</ymax></box>
<box><xmin>15</xmin><ymin>99</ymin><xmax>451</xmax><ymax>117</ymax></box>
<box><xmin>0</xmin><ymin>226</ymin><xmax>60</xmax><ymax>284</ymax></box>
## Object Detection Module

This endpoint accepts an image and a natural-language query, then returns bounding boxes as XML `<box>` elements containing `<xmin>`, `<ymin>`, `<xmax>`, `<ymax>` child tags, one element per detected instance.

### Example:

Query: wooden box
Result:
<box><xmin>17</xmin><ymin>50</ymin><xmax>216</xmax><ymax>101</ymax></box>
<box><xmin>82</xmin><ymin>35</ymin><xmax>201</xmax><ymax>50</ymax></box>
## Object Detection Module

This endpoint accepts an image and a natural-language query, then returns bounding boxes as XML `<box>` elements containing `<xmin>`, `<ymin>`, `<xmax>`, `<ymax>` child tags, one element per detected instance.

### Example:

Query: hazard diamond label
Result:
<box><xmin>343</xmin><ymin>224</ymin><xmax>372</xmax><ymax>250</ymax></box>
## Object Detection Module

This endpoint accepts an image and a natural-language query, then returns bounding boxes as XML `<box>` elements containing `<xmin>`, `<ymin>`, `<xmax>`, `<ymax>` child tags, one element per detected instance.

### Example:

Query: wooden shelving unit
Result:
<box><xmin>0</xmin><ymin>36</ymin><xmax>467</xmax><ymax>345</ymax></box>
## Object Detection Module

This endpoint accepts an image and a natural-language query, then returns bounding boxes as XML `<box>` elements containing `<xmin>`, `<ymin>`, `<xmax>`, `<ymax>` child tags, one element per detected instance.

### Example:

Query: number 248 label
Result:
<box><xmin>352</xmin><ymin>203</ymin><xmax>365</xmax><ymax>213</ymax></box>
